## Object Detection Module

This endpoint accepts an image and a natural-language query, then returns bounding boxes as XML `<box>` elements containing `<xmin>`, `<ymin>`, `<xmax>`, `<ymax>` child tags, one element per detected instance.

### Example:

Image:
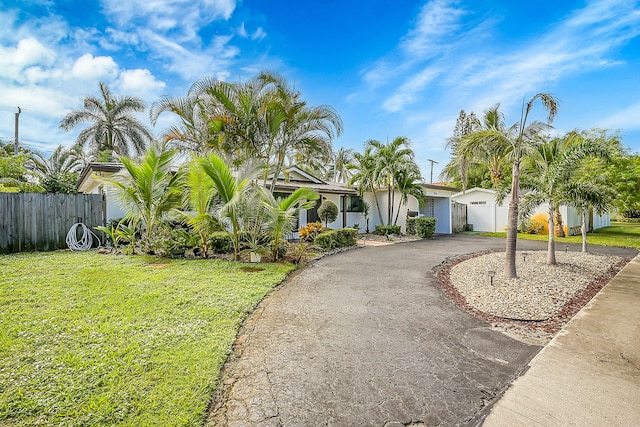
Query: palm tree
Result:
<box><xmin>393</xmin><ymin>166</ymin><xmax>426</xmax><ymax>225</ymax></box>
<box><xmin>258</xmin><ymin>72</ymin><xmax>342</xmax><ymax>192</ymax></box>
<box><xmin>199</xmin><ymin>153</ymin><xmax>263</xmax><ymax>260</ymax></box>
<box><xmin>368</xmin><ymin>137</ymin><xmax>419</xmax><ymax>225</ymax></box>
<box><xmin>31</xmin><ymin>145</ymin><xmax>83</xmax><ymax>193</ymax></box>
<box><xmin>347</xmin><ymin>147</ymin><xmax>385</xmax><ymax>225</ymax></box>
<box><xmin>258</xmin><ymin>187</ymin><xmax>319</xmax><ymax>260</ymax></box>
<box><xmin>520</xmin><ymin>131</ymin><xmax>609</xmax><ymax>264</ymax></box>
<box><xmin>329</xmin><ymin>147</ymin><xmax>354</xmax><ymax>183</ymax></box>
<box><xmin>100</xmin><ymin>143</ymin><xmax>184</xmax><ymax>239</ymax></box>
<box><xmin>60</xmin><ymin>82</ymin><xmax>153</xmax><ymax>158</ymax></box>
<box><xmin>173</xmin><ymin>158</ymin><xmax>220</xmax><ymax>256</ymax></box>
<box><xmin>563</xmin><ymin>181</ymin><xmax>612</xmax><ymax>253</ymax></box>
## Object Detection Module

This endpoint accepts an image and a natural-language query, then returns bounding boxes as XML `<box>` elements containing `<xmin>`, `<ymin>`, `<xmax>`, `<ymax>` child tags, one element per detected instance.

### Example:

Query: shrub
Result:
<box><xmin>374</xmin><ymin>225</ymin><xmax>401</xmax><ymax>236</ymax></box>
<box><xmin>314</xmin><ymin>228</ymin><xmax>357</xmax><ymax>251</ymax></box>
<box><xmin>299</xmin><ymin>221</ymin><xmax>324</xmax><ymax>242</ymax></box>
<box><xmin>412</xmin><ymin>217</ymin><xmax>436</xmax><ymax>238</ymax></box>
<box><xmin>318</xmin><ymin>200</ymin><xmax>338</xmax><ymax>226</ymax></box>
<box><xmin>406</xmin><ymin>218</ymin><xmax>417</xmax><ymax>236</ymax></box>
<box><xmin>268</xmin><ymin>239</ymin><xmax>289</xmax><ymax>259</ymax></box>
<box><xmin>207</xmin><ymin>232</ymin><xmax>233</xmax><ymax>254</ymax></box>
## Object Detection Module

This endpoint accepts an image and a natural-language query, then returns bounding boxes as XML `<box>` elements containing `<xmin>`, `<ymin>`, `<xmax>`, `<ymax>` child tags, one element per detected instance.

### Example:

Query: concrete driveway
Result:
<box><xmin>208</xmin><ymin>235</ymin><xmax>635</xmax><ymax>426</ymax></box>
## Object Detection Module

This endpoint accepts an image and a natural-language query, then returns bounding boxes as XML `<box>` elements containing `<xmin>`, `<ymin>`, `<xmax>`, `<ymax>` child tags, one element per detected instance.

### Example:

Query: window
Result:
<box><xmin>346</xmin><ymin>196</ymin><xmax>365</xmax><ymax>212</ymax></box>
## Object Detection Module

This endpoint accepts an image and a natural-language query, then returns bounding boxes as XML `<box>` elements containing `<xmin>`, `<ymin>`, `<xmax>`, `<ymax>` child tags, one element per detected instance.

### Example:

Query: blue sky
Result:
<box><xmin>1</xmin><ymin>0</ymin><xmax>639</xmax><ymax>179</ymax></box>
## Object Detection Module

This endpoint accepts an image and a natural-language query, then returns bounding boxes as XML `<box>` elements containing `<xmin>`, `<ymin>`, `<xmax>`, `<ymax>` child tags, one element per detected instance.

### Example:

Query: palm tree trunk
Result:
<box><xmin>581</xmin><ymin>209</ymin><xmax>588</xmax><ymax>253</ymax></box>
<box><xmin>387</xmin><ymin>183</ymin><xmax>392</xmax><ymax>225</ymax></box>
<box><xmin>504</xmin><ymin>161</ymin><xmax>519</xmax><ymax>278</ymax></box>
<box><xmin>370</xmin><ymin>184</ymin><xmax>385</xmax><ymax>226</ymax></box>
<box><xmin>547</xmin><ymin>201</ymin><xmax>557</xmax><ymax>265</ymax></box>
<box><xmin>393</xmin><ymin>198</ymin><xmax>402</xmax><ymax>226</ymax></box>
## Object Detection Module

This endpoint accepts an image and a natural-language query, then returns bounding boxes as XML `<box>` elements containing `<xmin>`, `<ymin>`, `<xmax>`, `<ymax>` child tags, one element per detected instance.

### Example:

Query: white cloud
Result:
<box><xmin>400</xmin><ymin>0</ymin><xmax>466</xmax><ymax>56</ymax></box>
<box><xmin>71</xmin><ymin>53</ymin><xmax>119</xmax><ymax>80</ymax></box>
<box><xmin>101</xmin><ymin>0</ymin><xmax>236</xmax><ymax>38</ymax></box>
<box><xmin>252</xmin><ymin>27</ymin><xmax>266</xmax><ymax>41</ymax></box>
<box><xmin>600</xmin><ymin>102</ymin><xmax>640</xmax><ymax>131</ymax></box>
<box><xmin>383</xmin><ymin>67</ymin><xmax>442</xmax><ymax>112</ymax></box>
<box><xmin>117</xmin><ymin>69</ymin><xmax>166</xmax><ymax>96</ymax></box>
<box><xmin>0</xmin><ymin>37</ymin><xmax>56</xmax><ymax>80</ymax></box>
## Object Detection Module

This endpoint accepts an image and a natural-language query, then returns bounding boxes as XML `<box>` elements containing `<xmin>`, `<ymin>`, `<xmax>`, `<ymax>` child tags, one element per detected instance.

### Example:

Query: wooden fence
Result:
<box><xmin>451</xmin><ymin>201</ymin><xmax>467</xmax><ymax>233</ymax></box>
<box><xmin>0</xmin><ymin>193</ymin><xmax>105</xmax><ymax>253</ymax></box>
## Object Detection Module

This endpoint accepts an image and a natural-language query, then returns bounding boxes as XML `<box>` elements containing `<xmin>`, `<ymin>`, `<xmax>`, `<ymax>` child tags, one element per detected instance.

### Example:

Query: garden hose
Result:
<box><xmin>66</xmin><ymin>223</ymin><xmax>102</xmax><ymax>251</ymax></box>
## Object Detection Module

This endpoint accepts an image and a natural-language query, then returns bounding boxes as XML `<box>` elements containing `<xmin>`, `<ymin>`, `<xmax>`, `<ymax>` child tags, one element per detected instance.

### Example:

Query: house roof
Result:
<box><xmin>77</xmin><ymin>162</ymin><xmax>125</xmax><ymax>191</ymax></box>
<box><xmin>421</xmin><ymin>183</ymin><xmax>460</xmax><ymax>192</ymax></box>
<box><xmin>265</xmin><ymin>179</ymin><xmax>358</xmax><ymax>195</ymax></box>
<box><xmin>451</xmin><ymin>187</ymin><xmax>497</xmax><ymax>198</ymax></box>
<box><xmin>76</xmin><ymin>162</ymin><xmax>358</xmax><ymax>196</ymax></box>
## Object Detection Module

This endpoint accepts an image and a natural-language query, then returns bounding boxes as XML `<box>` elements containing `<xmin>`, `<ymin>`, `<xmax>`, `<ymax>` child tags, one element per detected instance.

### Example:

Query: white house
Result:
<box><xmin>77</xmin><ymin>162</ymin><xmax>458</xmax><ymax>235</ymax></box>
<box><xmin>364</xmin><ymin>183</ymin><xmax>459</xmax><ymax>234</ymax></box>
<box><xmin>452</xmin><ymin>187</ymin><xmax>610</xmax><ymax>234</ymax></box>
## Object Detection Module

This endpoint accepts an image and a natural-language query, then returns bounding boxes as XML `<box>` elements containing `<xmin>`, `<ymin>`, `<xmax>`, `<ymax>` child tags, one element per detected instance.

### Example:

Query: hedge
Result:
<box><xmin>314</xmin><ymin>228</ymin><xmax>358</xmax><ymax>251</ymax></box>
<box><xmin>406</xmin><ymin>217</ymin><xmax>436</xmax><ymax>238</ymax></box>
<box><xmin>374</xmin><ymin>225</ymin><xmax>401</xmax><ymax>236</ymax></box>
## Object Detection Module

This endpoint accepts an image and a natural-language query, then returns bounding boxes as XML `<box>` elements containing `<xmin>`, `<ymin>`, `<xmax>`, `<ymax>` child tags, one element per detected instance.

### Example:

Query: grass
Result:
<box><xmin>480</xmin><ymin>222</ymin><xmax>640</xmax><ymax>250</ymax></box>
<box><xmin>0</xmin><ymin>251</ymin><xmax>294</xmax><ymax>426</ymax></box>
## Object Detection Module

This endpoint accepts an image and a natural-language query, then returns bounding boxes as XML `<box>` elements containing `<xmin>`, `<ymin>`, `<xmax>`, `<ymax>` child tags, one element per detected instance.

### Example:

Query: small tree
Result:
<box><xmin>318</xmin><ymin>200</ymin><xmax>338</xmax><ymax>227</ymax></box>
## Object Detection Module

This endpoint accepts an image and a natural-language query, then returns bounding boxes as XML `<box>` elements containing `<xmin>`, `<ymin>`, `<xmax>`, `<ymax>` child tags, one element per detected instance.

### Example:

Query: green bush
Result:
<box><xmin>374</xmin><ymin>225</ymin><xmax>401</xmax><ymax>236</ymax></box>
<box><xmin>318</xmin><ymin>200</ymin><xmax>338</xmax><ymax>226</ymax></box>
<box><xmin>314</xmin><ymin>228</ymin><xmax>357</xmax><ymax>251</ymax></box>
<box><xmin>406</xmin><ymin>218</ymin><xmax>417</xmax><ymax>236</ymax></box>
<box><xmin>268</xmin><ymin>239</ymin><xmax>289</xmax><ymax>259</ymax></box>
<box><xmin>207</xmin><ymin>232</ymin><xmax>233</xmax><ymax>254</ymax></box>
<box><xmin>408</xmin><ymin>217</ymin><xmax>436</xmax><ymax>238</ymax></box>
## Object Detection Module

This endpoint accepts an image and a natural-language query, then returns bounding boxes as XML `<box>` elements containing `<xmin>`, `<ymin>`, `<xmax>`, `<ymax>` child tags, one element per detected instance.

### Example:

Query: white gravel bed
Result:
<box><xmin>449</xmin><ymin>250</ymin><xmax>622</xmax><ymax>321</ymax></box>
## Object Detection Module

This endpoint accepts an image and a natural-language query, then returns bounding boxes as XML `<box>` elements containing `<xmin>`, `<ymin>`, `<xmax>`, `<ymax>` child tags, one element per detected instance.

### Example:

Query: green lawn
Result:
<box><xmin>0</xmin><ymin>251</ymin><xmax>294</xmax><ymax>426</ymax></box>
<box><xmin>480</xmin><ymin>222</ymin><xmax>640</xmax><ymax>249</ymax></box>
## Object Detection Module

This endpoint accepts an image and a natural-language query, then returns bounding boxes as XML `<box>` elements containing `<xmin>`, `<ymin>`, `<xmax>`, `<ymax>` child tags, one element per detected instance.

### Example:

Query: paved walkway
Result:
<box><xmin>208</xmin><ymin>236</ymin><xmax>637</xmax><ymax>426</ymax></box>
<box><xmin>482</xmin><ymin>253</ymin><xmax>640</xmax><ymax>426</ymax></box>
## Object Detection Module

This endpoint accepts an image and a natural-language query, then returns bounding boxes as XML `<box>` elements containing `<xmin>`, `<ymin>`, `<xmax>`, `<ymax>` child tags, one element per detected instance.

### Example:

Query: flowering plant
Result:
<box><xmin>298</xmin><ymin>221</ymin><xmax>323</xmax><ymax>242</ymax></box>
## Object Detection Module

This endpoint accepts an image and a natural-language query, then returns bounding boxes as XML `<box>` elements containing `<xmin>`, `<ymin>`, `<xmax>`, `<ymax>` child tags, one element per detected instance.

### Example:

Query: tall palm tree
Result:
<box><xmin>258</xmin><ymin>186</ymin><xmax>319</xmax><ymax>260</ymax></box>
<box><xmin>347</xmin><ymin>147</ymin><xmax>385</xmax><ymax>225</ymax></box>
<box><xmin>60</xmin><ymin>82</ymin><xmax>153</xmax><ymax>158</ymax></box>
<box><xmin>199</xmin><ymin>153</ymin><xmax>263</xmax><ymax>260</ymax></box>
<box><xmin>393</xmin><ymin>166</ymin><xmax>426</xmax><ymax>225</ymax></box>
<box><xmin>258</xmin><ymin>72</ymin><xmax>342</xmax><ymax>192</ymax></box>
<box><xmin>368</xmin><ymin>137</ymin><xmax>419</xmax><ymax>225</ymax></box>
<box><xmin>520</xmin><ymin>131</ymin><xmax>609</xmax><ymax>264</ymax></box>
<box><xmin>329</xmin><ymin>147</ymin><xmax>354</xmax><ymax>183</ymax></box>
<box><xmin>100</xmin><ymin>143</ymin><xmax>184</xmax><ymax>239</ymax></box>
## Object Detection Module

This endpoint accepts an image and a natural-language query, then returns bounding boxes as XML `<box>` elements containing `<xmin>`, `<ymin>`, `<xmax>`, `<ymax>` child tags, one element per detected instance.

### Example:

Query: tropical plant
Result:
<box><xmin>520</xmin><ymin>131</ymin><xmax>610</xmax><ymax>264</ymax></box>
<box><xmin>172</xmin><ymin>158</ymin><xmax>220</xmax><ymax>256</ymax></box>
<box><xmin>100</xmin><ymin>143</ymin><xmax>184</xmax><ymax>241</ymax></box>
<box><xmin>298</xmin><ymin>221</ymin><xmax>323</xmax><ymax>242</ymax></box>
<box><xmin>258</xmin><ymin>187</ymin><xmax>319</xmax><ymax>260</ymax></box>
<box><xmin>31</xmin><ymin>145</ymin><xmax>82</xmax><ymax>193</ymax></box>
<box><xmin>392</xmin><ymin>165</ymin><xmax>425</xmax><ymax>225</ymax></box>
<box><xmin>0</xmin><ymin>152</ymin><xmax>44</xmax><ymax>193</ymax></box>
<box><xmin>318</xmin><ymin>199</ymin><xmax>338</xmax><ymax>227</ymax></box>
<box><xmin>442</xmin><ymin>110</ymin><xmax>480</xmax><ymax>191</ymax></box>
<box><xmin>199</xmin><ymin>153</ymin><xmax>262</xmax><ymax>260</ymax></box>
<box><xmin>60</xmin><ymin>82</ymin><xmax>153</xmax><ymax>158</ymax></box>
<box><xmin>329</xmin><ymin>147</ymin><xmax>354</xmax><ymax>183</ymax></box>
<box><xmin>366</xmin><ymin>137</ymin><xmax>419</xmax><ymax>225</ymax></box>
<box><xmin>151</xmin><ymin>71</ymin><xmax>343</xmax><ymax>188</ymax></box>
<box><xmin>347</xmin><ymin>147</ymin><xmax>385</xmax><ymax>225</ymax></box>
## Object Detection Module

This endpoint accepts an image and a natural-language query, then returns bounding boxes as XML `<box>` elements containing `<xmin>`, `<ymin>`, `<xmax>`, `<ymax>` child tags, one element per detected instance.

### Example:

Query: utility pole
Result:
<box><xmin>427</xmin><ymin>159</ymin><xmax>438</xmax><ymax>184</ymax></box>
<box><xmin>14</xmin><ymin>106</ymin><xmax>21</xmax><ymax>155</ymax></box>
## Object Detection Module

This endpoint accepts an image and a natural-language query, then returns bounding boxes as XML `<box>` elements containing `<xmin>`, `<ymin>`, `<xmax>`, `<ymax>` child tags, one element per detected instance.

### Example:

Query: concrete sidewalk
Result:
<box><xmin>483</xmin><ymin>255</ymin><xmax>640</xmax><ymax>426</ymax></box>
